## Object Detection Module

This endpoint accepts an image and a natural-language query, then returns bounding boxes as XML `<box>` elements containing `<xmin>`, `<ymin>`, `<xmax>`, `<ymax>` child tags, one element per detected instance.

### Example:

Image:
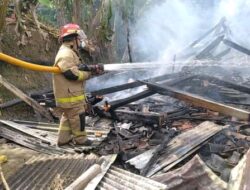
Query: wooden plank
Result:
<box><xmin>0</xmin><ymin>75</ymin><xmax>53</xmax><ymax>121</ymax></box>
<box><xmin>143</xmin><ymin>81</ymin><xmax>250</xmax><ymax>121</ymax></box>
<box><xmin>65</xmin><ymin>164</ymin><xmax>102</xmax><ymax>190</ymax></box>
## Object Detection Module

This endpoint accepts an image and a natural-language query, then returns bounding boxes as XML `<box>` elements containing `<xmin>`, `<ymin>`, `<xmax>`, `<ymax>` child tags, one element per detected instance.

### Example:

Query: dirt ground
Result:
<box><xmin>0</xmin><ymin>23</ymin><xmax>55</xmax><ymax>183</ymax></box>
<box><xmin>0</xmin><ymin>142</ymin><xmax>41</xmax><ymax>180</ymax></box>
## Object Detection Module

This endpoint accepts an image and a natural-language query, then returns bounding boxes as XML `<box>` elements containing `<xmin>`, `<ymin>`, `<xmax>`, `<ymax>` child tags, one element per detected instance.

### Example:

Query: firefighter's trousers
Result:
<box><xmin>57</xmin><ymin>106</ymin><xmax>87</xmax><ymax>145</ymax></box>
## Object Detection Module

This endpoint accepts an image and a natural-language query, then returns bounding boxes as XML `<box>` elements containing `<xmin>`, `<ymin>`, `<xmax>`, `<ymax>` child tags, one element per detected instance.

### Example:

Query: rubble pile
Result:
<box><xmin>1</xmin><ymin>19</ymin><xmax>250</xmax><ymax>189</ymax></box>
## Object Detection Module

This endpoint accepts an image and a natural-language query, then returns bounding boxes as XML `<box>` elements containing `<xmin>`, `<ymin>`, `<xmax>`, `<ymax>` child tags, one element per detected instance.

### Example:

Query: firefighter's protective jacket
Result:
<box><xmin>53</xmin><ymin>42</ymin><xmax>91</xmax><ymax>108</ymax></box>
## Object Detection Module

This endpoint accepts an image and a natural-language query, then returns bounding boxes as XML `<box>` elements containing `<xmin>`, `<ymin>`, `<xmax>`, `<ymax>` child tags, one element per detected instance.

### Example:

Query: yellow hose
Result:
<box><xmin>0</xmin><ymin>53</ymin><xmax>61</xmax><ymax>73</ymax></box>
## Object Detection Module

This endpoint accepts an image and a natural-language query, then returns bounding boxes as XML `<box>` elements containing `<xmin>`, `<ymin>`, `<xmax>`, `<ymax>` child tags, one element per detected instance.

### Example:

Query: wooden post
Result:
<box><xmin>0</xmin><ymin>75</ymin><xmax>53</xmax><ymax>121</ymax></box>
<box><xmin>65</xmin><ymin>164</ymin><xmax>102</xmax><ymax>190</ymax></box>
<box><xmin>143</xmin><ymin>81</ymin><xmax>250</xmax><ymax>121</ymax></box>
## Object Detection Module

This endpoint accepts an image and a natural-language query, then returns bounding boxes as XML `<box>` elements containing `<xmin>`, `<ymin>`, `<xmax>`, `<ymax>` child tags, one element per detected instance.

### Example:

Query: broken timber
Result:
<box><xmin>0</xmin><ymin>75</ymin><xmax>53</xmax><ymax>121</ymax></box>
<box><xmin>101</xmin><ymin>75</ymin><xmax>196</xmax><ymax>111</ymax></box>
<box><xmin>115</xmin><ymin>110</ymin><xmax>166</xmax><ymax>126</ymax></box>
<box><xmin>142</xmin><ymin>81</ymin><xmax>250</xmax><ymax>121</ymax></box>
<box><xmin>90</xmin><ymin>73</ymin><xmax>182</xmax><ymax>96</ymax></box>
<box><xmin>126</xmin><ymin>121</ymin><xmax>225</xmax><ymax>177</ymax></box>
<box><xmin>196</xmin><ymin>35</ymin><xmax>224</xmax><ymax>59</ymax></box>
<box><xmin>223</xmin><ymin>39</ymin><xmax>250</xmax><ymax>56</ymax></box>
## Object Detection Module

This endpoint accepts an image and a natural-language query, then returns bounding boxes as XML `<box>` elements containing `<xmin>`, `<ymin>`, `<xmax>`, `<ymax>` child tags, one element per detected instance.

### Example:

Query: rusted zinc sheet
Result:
<box><xmin>0</xmin><ymin>154</ymin><xmax>115</xmax><ymax>190</ymax></box>
<box><xmin>152</xmin><ymin>155</ymin><xmax>227</xmax><ymax>190</ymax></box>
<box><xmin>142</xmin><ymin>81</ymin><xmax>250</xmax><ymax>121</ymax></box>
<box><xmin>228</xmin><ymin>149</ymin><xmax>250</xmax><ymax>190</ymax></box>
<box><xmin>126</xmin><ymin>121</ymin><xmax>225</xmax><ymax>177</ymax></box>
<box><xmin>96</xmin><ymin>166</ymin><xmax>167</xmax><ymax>190</ymax></box>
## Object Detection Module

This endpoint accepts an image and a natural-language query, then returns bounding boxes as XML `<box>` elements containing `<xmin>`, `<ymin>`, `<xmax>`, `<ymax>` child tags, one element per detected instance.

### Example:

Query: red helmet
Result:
<box><xmin>59</xmin><ymin>23</ymin><xmax>86</xmax><ymax>40</ymax></box>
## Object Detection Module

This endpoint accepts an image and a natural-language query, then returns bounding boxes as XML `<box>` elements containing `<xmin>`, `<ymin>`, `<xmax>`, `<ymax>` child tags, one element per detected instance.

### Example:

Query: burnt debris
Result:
<box><xmin>1</xmin><ymin>20</ymin><xmax>250</xmax><ymax>189</ymax></box>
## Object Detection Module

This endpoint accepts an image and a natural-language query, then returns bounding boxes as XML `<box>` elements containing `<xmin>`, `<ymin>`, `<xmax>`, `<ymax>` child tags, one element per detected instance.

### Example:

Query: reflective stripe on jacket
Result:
<box><xmin>52</xmin><ymin>43</ymin><xmax>91</xmax><ymax>108</ymax></box>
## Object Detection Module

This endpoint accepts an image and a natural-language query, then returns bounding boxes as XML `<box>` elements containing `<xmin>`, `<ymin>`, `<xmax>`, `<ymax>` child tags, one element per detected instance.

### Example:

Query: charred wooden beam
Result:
<box><xmin>196</xmin><ymin>35</ymin><xmax>224</xmax><ymax>59</ymax></box>
<box><xmin>0</xmin><ymin>98</ymin><xmax>22</xmax><ymax>109</ymax></box>
<box><xmin>213</xmin><ymin>48</ymin><xmax>231</xmax><ymax>59</ymax></box>
<box><xmin>142</xmin><ymin>81</ymin><xmax>250</xmax><ymax>121</ymax></box>
<box><xmin>0</xmin><ymin>75</ymin><xmax>53</xmax><ymax>121</ymax></box>
<box><xmin>140</xmin><ymin>130</ymin><xmax>176</xmax><ymax>176</ymax></box>
<box><xmin>223</xmin><ymin>39</ymin><xmax>250</xmax><ymax>56</ymax></box>
<box><xmin>197</xmin><ymin>75</ymin><xmax>250</xmax><ymax>94</ymax></box>
<box><xmin>115</xmin><ymin>110</ymin><xmax>166</xmax><ymax>126</ymax></box>
<box><xmin>109</xmin><ymin>90</ymin><xmax>154</xmax><ymax>110</ymax></box>
<box><xmin>90</xmin><ymin>73</ymin><xmax>181</xmax><ymax>96</ymax></box>
<box><xmin>106</xmin><ymin>75</ymin><xmax>196</xmax><ymax>111</ymax></box>
<box><xmin>189</xmin><ymin>18</ymin><xmax>225</xmax><ymax>47</ymax></box>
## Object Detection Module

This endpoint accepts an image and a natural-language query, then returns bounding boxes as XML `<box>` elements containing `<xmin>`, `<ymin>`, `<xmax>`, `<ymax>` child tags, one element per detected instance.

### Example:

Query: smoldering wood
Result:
<box><xmin>223</xmin><ymin>39</ymin><xmax>250</xmax><ymax>56</ymax></box>
<box><xmin>90</xmin><ymin>73</ymin><xmax>181</xmax><ymax>96</ymax></box>
<box><xmin>176</xmin><ymin>18</ymin><xmax>226</xmax><ymax>60</ymax></box>
<box><xmin>189</xmin><ymin>18</ymin><xmax>226</xmax><ymax>48</ymax></box>
<box><xmin>196</xmin><ymin>75</ymin><xmax>250</xmax><ymax>94</ymax></box>
<box><xmin>213</xmin><ymin>48</ymin><xmax>231</xmax><ymax>59</ymax></box>
<box><xmin>142</xmin><ymin>81</ymin><xmax>250</xmax><ymax>121</ymax></box>
<box><xmin>109</xmin><ymin>90</ymin><xmax>155</xmax><ymax>110</ymax></box>
<box><xmin>196</xmin><ymin>35</ymin><xmax>224</xmax><ymax>59</ymax></box>
<box><xmin>105</xmin><ymin>75</ymin><xmax>196</xmax><ymax>111</ymax></box>
<box><xmin>0</xmin><ymin>75</ymin><xmax>53</xmax><ymax>121</ymax></box>
<box><xmin>140</xmin><ymin>131</ymin><xmax>176</xmax><ymax>176</ymax></box>
<box><xmin>0</xmin><ymin>98</ymin><xmax>23</xmax><ymax>109</ymax></box>
<box><xmin>114</xmin><ymin>110</ymin><xmax>167</xmax><ymax>126</ymax></box>
<box><xmin>147</xmin><ymin>121</ymin><xmax>224</xmax><ymax>177</ymax></box>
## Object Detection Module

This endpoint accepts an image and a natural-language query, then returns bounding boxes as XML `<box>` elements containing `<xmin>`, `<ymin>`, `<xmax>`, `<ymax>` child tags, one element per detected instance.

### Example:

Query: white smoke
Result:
<box><xmin>89</xmin><ymin>0</ymin><xmax>250</xmax><ymax>93</ymax></box>
<box><xmin>131</xmin><ymin>0</ymin><xmax>250</xmax><ymax>63</ymax></box>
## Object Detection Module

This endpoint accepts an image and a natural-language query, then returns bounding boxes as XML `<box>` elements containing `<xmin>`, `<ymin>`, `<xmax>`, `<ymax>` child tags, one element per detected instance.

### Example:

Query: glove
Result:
<box><xmin>78</xmin><ymin>64</ymin><xmax>104</xmax><ymax>75</ymax></box>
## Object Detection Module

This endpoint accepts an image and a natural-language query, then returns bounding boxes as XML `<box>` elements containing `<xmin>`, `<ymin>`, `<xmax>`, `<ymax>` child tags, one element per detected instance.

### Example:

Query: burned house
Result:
<box><xmin>1</xmin><ymin>3</ymin><xmax>250</xmax><ymax>190</ymax></box>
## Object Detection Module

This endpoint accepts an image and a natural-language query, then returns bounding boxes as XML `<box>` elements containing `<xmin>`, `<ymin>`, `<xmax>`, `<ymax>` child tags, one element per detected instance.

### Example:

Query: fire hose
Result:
<box><xmin>0</xmin><ymin>52</ymin><xmax>61</xmax><ymax>73</ymax></box>
<box><xmin>0</xmin><ymin>52</ymin><xmax>166</xmax><ymax>72</ymax></box>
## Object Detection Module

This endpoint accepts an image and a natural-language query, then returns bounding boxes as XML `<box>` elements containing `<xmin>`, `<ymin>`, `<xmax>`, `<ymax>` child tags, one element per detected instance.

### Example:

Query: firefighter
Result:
<box><xmin>53</xmin><ymin>23</ymin><xmax>102</xmax><ymax>146</ymax></box>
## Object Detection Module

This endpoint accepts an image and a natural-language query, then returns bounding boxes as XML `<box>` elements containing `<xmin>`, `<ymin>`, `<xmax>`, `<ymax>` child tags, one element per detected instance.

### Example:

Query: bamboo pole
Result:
<box><xmin>0</xmin><ymin>165</ymin><xmax>10</xmax><ymax>190</ymax></box>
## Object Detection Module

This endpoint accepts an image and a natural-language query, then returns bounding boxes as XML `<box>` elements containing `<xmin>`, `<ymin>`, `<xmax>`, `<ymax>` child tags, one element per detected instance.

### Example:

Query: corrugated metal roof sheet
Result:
<box><xmin>97</xmin><ymin>166</ymin><xmax>167</xmax><ymax>190</ymax></box>
<box><xmin>126</xmin><ymin>121</ymin><xmax>225</xmax><ymax>177</ymax></box>
<box><xmin>0</xmin><ymin>154</ymin><xmax>100</xmax><ymax>190</ymax></box>
<box><xmin>152</xmin><ymin>155</ymin><xmax>227</xmax><ymax>190</ymax></box>
<box><xmin>228</xmin><ymin>149</ymin><xmax>250</xmax><ymax>190</ymax></box>
<box><xmin>0</xmin><ymin>119</ymin><xmax>112</xmax><ymax>154</ymax></box>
